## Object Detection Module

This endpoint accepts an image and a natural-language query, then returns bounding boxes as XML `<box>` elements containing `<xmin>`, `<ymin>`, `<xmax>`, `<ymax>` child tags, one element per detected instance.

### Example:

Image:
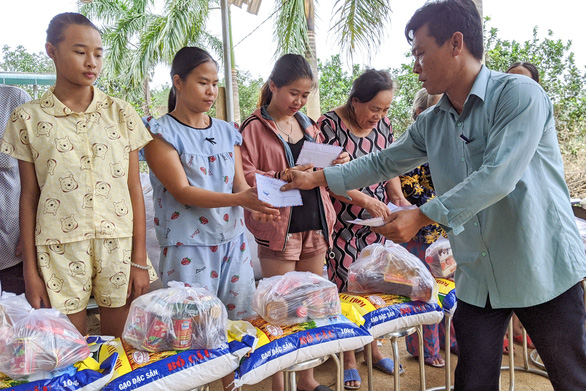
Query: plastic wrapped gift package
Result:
<box><xmin>0</xmin><ymin>297</ymin><xmax>90</xmax><ymax>380</ymax></box>
<box><xmin>252</xmin><ymin>271</ymin><xmax>341</xmax><ymax>326</ymax></box>
<box><xmin>123</xmin><ymin>281</ymin><xmax>227</xmax><ymax>352</ymax></box>
<box><xmin>425</xmin><ymin>237</ymin><xmax>457</xmax><ymax>279</ymax></box>
<box><xmin>348</xmin><ymin>242</ymin><xmax>438</xmax><ymax>303</ymax></box>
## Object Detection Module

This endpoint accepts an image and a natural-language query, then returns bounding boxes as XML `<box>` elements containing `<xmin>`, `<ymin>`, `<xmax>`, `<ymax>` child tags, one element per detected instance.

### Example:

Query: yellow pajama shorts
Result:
<box><xmin>36</xmin><ymin>237</ymin><xmax>157</xmax><ymax>314</ymax></box>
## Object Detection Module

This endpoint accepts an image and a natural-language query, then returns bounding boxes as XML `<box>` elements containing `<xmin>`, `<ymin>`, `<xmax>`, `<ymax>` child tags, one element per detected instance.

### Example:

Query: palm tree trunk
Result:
<box><xmin>143</xmin><ymin>77</ymin><xmax>151</xmax><ymax>116</ymax></box>
<box><xmin>231</xmin><ymin>68</ymin><xmax>241</xmax><ymax>124</ymax></box>
<box><xmin>228</xmin><ymin>7</ymin><xmax>241</xmax><ymax>124</ymax></box>
<box><xmin>304</xmin><ymin>0</ymin><xmax>321</xmax><ymax>121</ymax></box>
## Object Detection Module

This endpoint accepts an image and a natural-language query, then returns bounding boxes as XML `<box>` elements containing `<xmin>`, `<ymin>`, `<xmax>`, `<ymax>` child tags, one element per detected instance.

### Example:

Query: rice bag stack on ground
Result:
<box><xmin>338</xmin><ymin>293</ymin><xmax>443</xmax><ymax>338</ymax></box>
<box><xmin>99</xmin><ymin>321</ymin><xmax>256</xmax><ymax>391</ymax></box>
<box><xmin>234</xmin><ymin>314</ymin><xmax>372</xmax><ymax>387</ymax></box>
<box><xmin>235</xmin><ymin>272</ymin><xmax>371</xmax><ymax>387</ymax></box>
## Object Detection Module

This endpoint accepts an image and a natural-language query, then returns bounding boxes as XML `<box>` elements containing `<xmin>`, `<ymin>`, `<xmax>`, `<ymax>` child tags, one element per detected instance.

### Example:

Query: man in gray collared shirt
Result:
<box><xmin>0</xmin><ymin>85</ymin><xmax>31</xmax><ymax>294</ymax></box>
<box><xmin>282</xmin><ymin>0</ymin><xmax>586</xmax><ymax>389</ymax></box>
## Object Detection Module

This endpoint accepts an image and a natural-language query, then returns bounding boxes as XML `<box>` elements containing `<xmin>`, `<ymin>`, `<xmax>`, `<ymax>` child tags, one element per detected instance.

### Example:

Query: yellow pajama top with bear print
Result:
<box><xmin>0</xmin><ymin>87</ymin><xmax>152</xmax><ymax>245</ymax></box>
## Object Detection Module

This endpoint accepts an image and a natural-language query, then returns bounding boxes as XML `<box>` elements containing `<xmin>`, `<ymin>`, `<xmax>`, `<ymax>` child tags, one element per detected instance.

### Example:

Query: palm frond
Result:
<box><xmin>330</xmin><ymin>0</ymin><xmax>392</xmax><ymax>59</ymax></box>
<box><xmin>81</xmin><ymin>0</ymin><xmax>131</xmax><ymax>26</ymax></box>
<box><xmin>273</xmin><ymin>0</ymin><xmax>309</xmax><ymax>57</ymax></box>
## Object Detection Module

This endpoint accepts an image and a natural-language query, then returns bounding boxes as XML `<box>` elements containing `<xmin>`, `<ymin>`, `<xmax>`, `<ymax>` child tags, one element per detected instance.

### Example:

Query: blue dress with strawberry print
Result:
<box><xmin>144</xmin><ymin>115</ymin><xmax>245</xmax><ymax>247</ymax></box>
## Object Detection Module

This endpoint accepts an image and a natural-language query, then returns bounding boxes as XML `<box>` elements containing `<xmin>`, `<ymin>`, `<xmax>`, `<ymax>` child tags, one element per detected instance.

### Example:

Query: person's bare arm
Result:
<box><xmin>385</xmin><ymin>177</ymin><xmax>411</xmax><ymax>206</ymax></box>
<box><xmin>18</xmin><ymin>160</ymin><xmax>50</xmax><ymax>308</ymax></box>
<box><xmin>127</xmin><ymin>149</ymin><xmax>150</xmax><ymax>299</ymax></box>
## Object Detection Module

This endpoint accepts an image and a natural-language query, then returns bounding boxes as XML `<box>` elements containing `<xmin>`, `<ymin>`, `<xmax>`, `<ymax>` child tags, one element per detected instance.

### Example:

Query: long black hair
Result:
<box><xmin>46</xmin><ymin>12</ymin><xmax>99</xmax><ymax>45</ymax></box>
<box><xmin>168</xmin><ymin>47</ymin><xmax>218</xmax><ymax>112</ymax></box>
<box><xmin>258</xmin><ymin>54</ymin><xmax>314</xmax><ymax>107</ymax></box>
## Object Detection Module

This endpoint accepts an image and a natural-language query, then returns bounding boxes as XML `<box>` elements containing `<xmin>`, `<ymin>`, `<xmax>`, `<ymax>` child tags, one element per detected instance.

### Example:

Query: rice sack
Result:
<box><xmin>123</xmin><ymin>281</ymin><xmax>227</xmax><ymax>352</ymax></box>
<box><xmin>339</xmin><ymin>293</ymin><xmax>443</xmax><ymax>338</ymax></box>
<box><xmin>234</xmin><ymin>314</ymin><xmax>372</xmax><ymax>387</ymax></box>
<box><xmin>253</xmin><ymin>271</ymin><xmax>341</xmax><ymax>326</ymax></box>
<box><xmin>348</xmin><ymin>243</ymin><xmax>438</xmax><ymax>302</ymax></box>
<box><xmin>100</xmin><ymin>321</ymin><xmax>256</xmax><ymax>391</ymax></box>
<box><xmin>435</xmin><ymin>278</ymin><xmax>457</xmax><ymax>316</ymax></box>
<box><xmin>424</xmin><ymin>238</ymin><xmax>457</xmax><ymax>279</ymax></box>
<box><xmin>0</xmin><ymin>354</ymin><xmax>117</xmax><ymax>391</ymax></box>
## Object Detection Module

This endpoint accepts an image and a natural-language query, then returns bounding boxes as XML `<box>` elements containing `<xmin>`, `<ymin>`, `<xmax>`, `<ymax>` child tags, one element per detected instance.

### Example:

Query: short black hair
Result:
<box><xmin>405</xmin><ymin>0</ymin><xmax>483</xmax><ymax>61</ymax></box>
<box><xmin>46</xmin><ymin>12</ymin><xmax>100</xmax><ymax>45</ymax></box>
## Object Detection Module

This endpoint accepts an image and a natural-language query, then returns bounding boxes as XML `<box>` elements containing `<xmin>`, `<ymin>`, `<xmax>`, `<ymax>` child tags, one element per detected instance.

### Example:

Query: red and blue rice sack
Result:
<box><xmin>235</xmin><ymin>272</ymin><xmax>371</xmax><ymax>386</ymax></box>
<box><xmin>435</xmin><ymin>278</ymin><xmax>457</xmax><ymax>316</ymax></box>
<box><xmin>98</xmin><ymin>320</ymin><xmax>256</xmax><ymax>391</ymax></box>
<box><xmin>339</xmin><ymin>293</ymin><xmax>443</xmax><ymax>338</ymax></box>
<box><xmin>234</xmin><ymin>314</ymin><xmax>372</xmax><ymax>387</ymax></box>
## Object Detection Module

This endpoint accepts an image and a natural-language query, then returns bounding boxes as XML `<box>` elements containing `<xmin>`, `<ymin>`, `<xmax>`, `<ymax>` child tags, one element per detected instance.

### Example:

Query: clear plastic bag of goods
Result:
<box><xmin>252</xmin><ymin>271</ymin><xmax>341</xmax><ymax>326</ymax></box>
<box><xmin>123</xmin><ymin>281</ymin><xmax>228</xmax><ymax>352</ymax></box>
<box><xmin>0</xmin><ymin>302</ymin><xmax>90</xmax><ymax>380</ymax></box>
<box><xmin>348</xmin><ymin>242</ymin><xmax>438</xmax><ymax>303</ymax></box>
<box><xmin>424</xmin><ymin>237</ymin><xmax>457</xmax><ymax>279</ymax></box>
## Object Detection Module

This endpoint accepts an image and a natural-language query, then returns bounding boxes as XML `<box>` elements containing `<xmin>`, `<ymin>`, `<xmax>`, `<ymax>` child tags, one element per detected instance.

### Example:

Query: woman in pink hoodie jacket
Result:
<box><xmin>240</xmin><ymin>54</ymin><xmax>347</xmax><ymax>391</ymax></box>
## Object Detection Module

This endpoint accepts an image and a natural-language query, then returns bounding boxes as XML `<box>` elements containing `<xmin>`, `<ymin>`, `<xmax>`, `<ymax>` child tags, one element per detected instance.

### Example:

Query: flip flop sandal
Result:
<box><xmin>424</xmin><ymin>354</ymin><xmax>446</xmax><ymax>368</ymax></box>
<box><xmin>373</xmin><ymin>357</ymin><xmax>404</xmax><ymax>376</ymax></box>
<box><xmin>312</xmin><ymin>386</ymin><xmax>334</xmax><ymax>391</ymax></box>
<box><xmin>344</xmin><ymin>368</ymin><xmax>361</xmax><ymax>390</ymax></box>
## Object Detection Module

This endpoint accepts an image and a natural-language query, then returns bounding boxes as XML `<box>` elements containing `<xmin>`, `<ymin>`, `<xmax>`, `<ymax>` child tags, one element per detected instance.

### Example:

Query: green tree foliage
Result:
<box><xmin>0</xmin><ymin>45</ymin><xmax>55</xmax><ymax>97</ymax></box>
<box><xmin>317</xmin><ymin>55</ymin><xmax>361</xmax><ymax>113</ymax></box>
<box><xmin>236</xmin><ymin>69</ymin><xmax>264</xmax><ymax>120</ymax></box>
<box><xmin>81</xmin><ymin>0</ymin><xmax>221</xmax><ymax>114</ymax></box>
<box><xmin>389</xmin><ymin>59</ymin><xmax>421</xmax><ymax>136</ymax></box>
<box><xmin>1</xmin><ymin>45</ymin><xmax>55</xmax><ymax>74</ymax></box>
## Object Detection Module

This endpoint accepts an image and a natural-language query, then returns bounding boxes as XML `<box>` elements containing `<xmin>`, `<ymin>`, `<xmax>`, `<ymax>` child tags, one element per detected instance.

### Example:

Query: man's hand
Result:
<box><xmin>371</xmin><ymin>208</ymin><xmax>434</xmax><ymax>243</ymax></box>
<box><xmin>280</xmin><ymin>168</ymin><xmax>326</xmax><ymax>191</ymax></box>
